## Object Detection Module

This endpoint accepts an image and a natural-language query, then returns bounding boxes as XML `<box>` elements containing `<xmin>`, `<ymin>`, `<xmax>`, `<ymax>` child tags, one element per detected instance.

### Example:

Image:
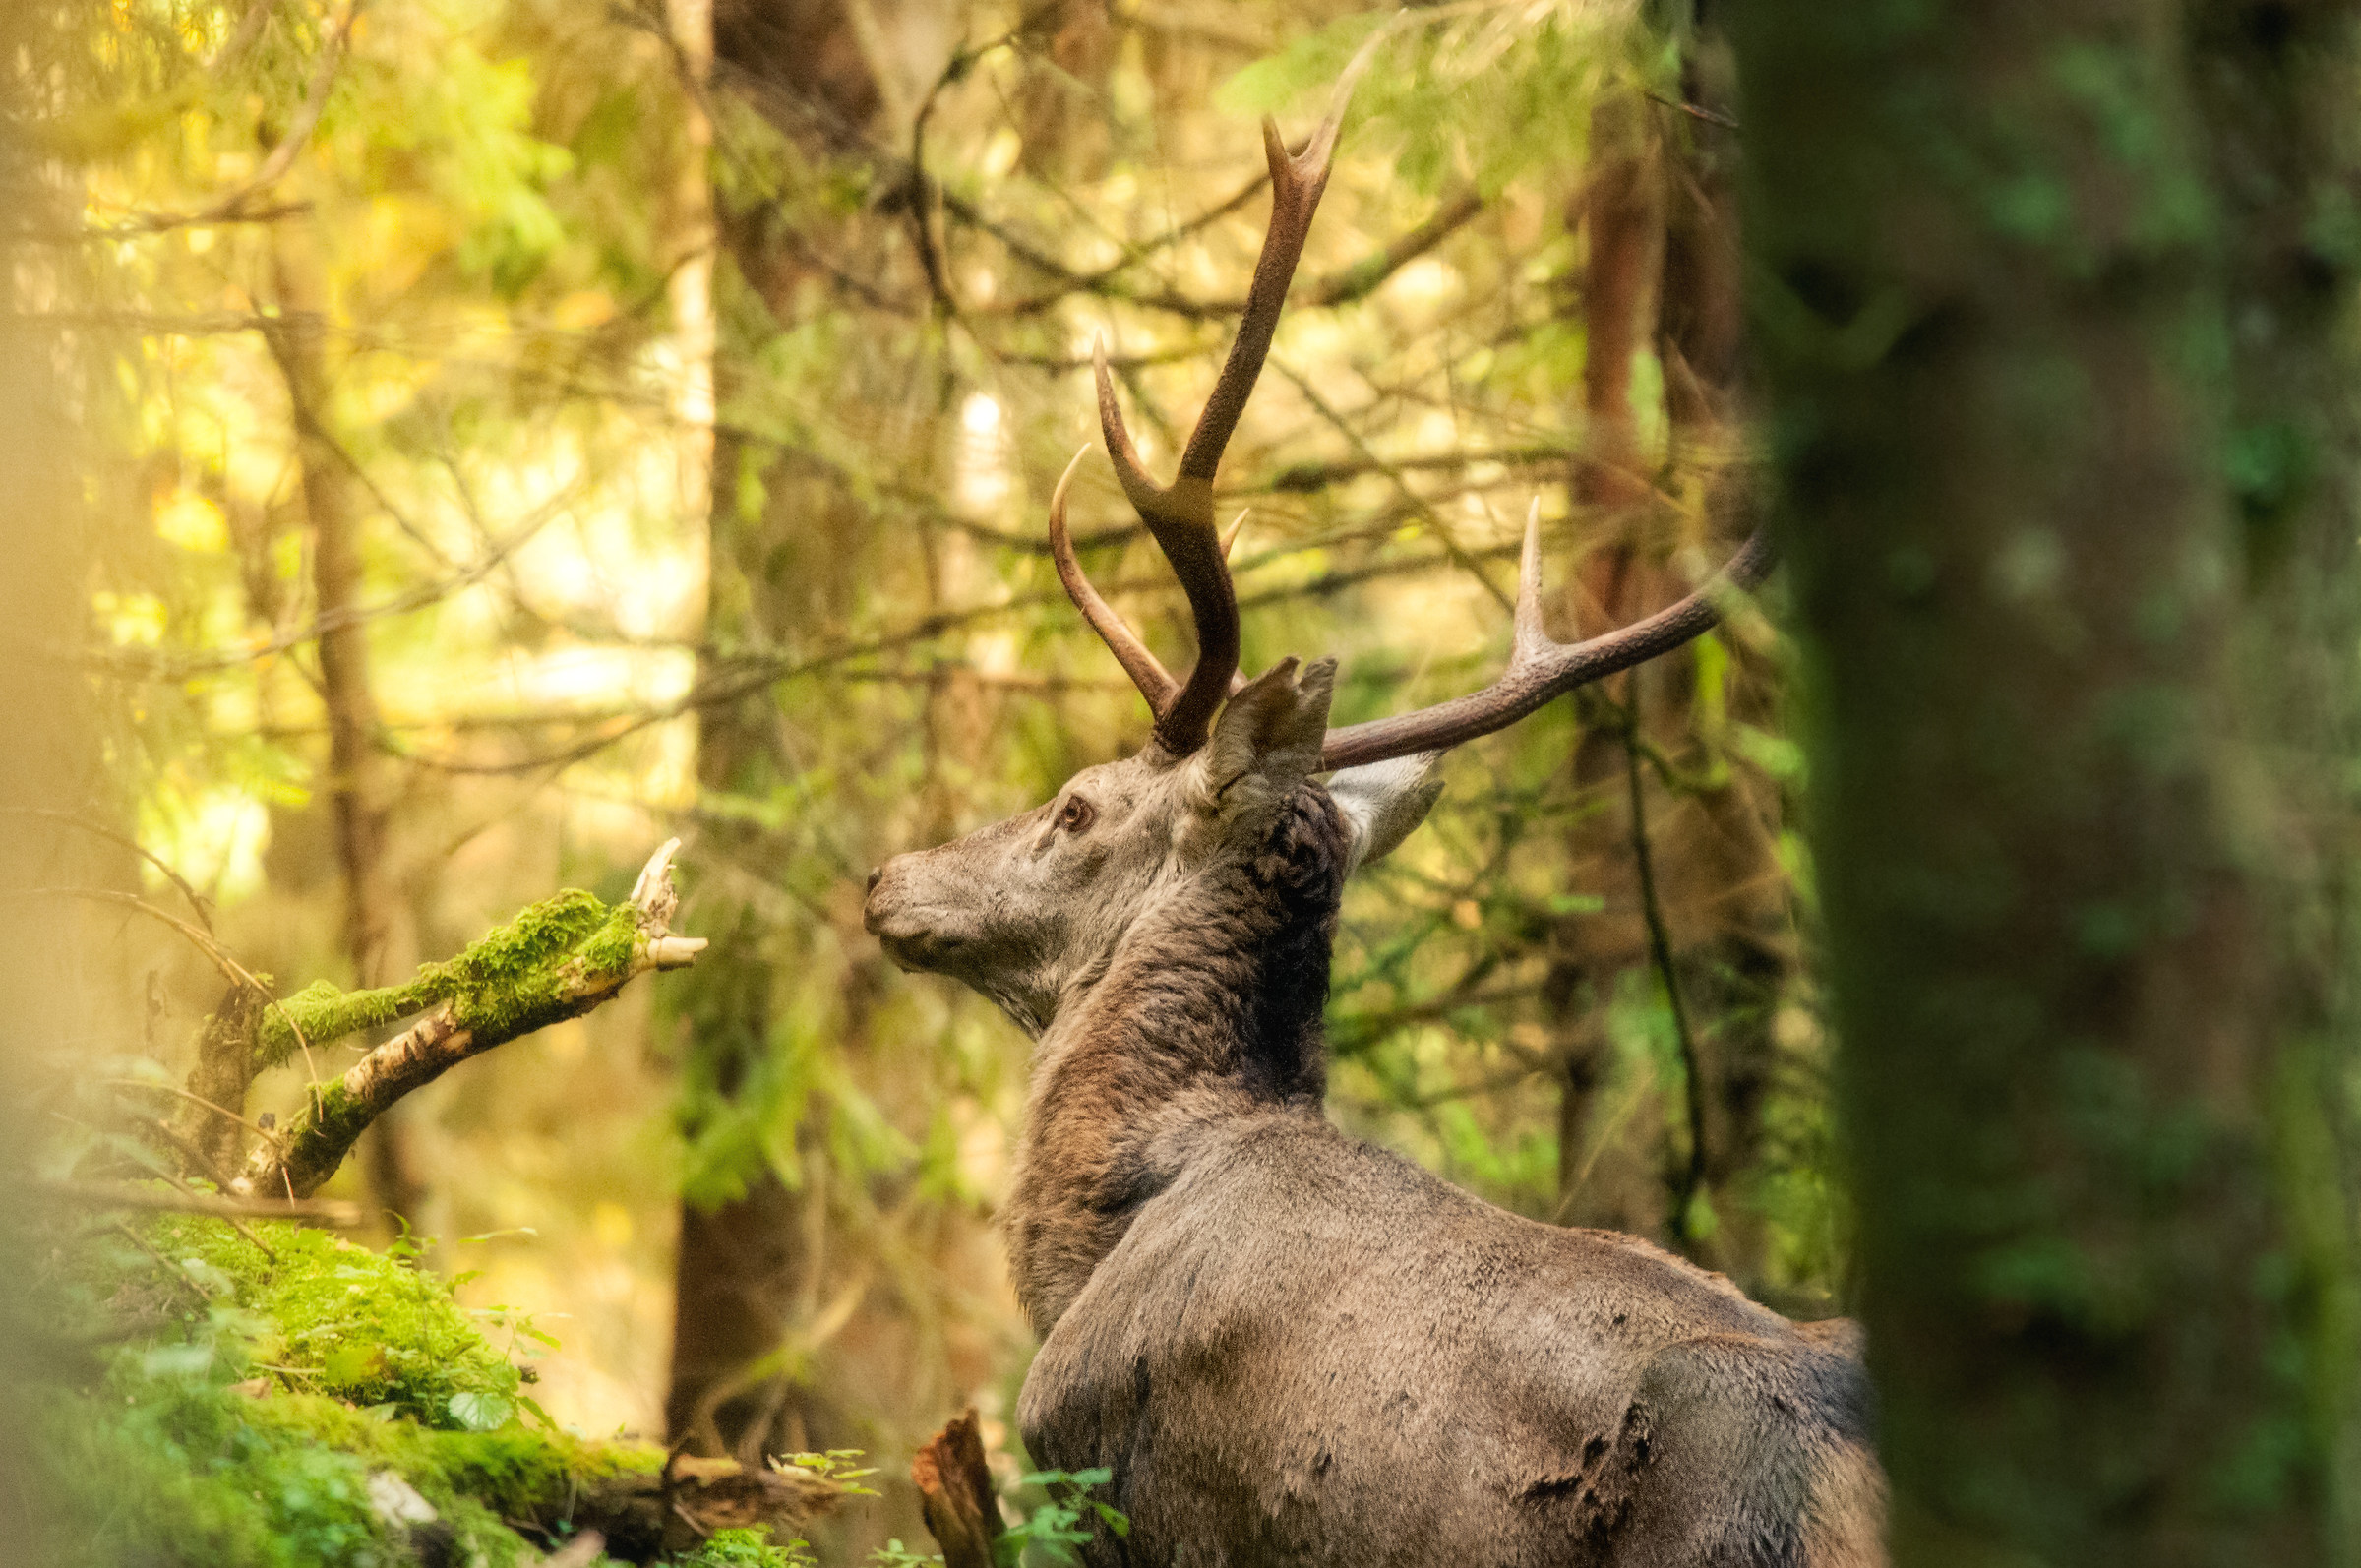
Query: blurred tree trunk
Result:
<box><xmin>2</xmin><ymin>26</ymin><xmax>102</xmax><ymax>1546</ymax></box>
<box><xmin>1015</xmin><ymin>0</ymin><xmax>1117</xmax><ymax>181</ymax></box>
<box><xmin>1654</xmin><ymin>25</ymin><xmax>1792</xmax><ymax>1289</ymax></box>
<box><xmin>665</xmin><ymin>0</ymin><xmax>799</xmax><ymax>1462</ymax></box>
<box><xmin>1549</xmin><ymin>84</ymin><xmax>1667</xmax><ymax>1236</ymax></box>
<box><xmin>1734</xmin><ymin>0</ymin><xmax>2360</xmax><ymax>1558</ymax></box>
<box><xmin>668</xmin><ymin>0</ymin><xmax>885</xmax><ymax>1464</ymax></box>
<box><xmin>267</xmin><ymin>232</ymin><xmax>424</xmax><ymax>1231</ymax></box>
<box><xmin>1550</xmin><ymin>41</ymin><xmax>1788</xmax><ymax>1284</ymax></box>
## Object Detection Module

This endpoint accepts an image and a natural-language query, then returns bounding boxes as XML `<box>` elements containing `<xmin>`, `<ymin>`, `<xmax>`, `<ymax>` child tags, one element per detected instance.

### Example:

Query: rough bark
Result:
<box><xmin>179</xmin><ymin>984</ymin><xmax>270</xmax><ymax>1177</ymax></box>
<box><xmin>1730</xmin><ymin>0</ymin><xmax>2361</xmax><ymax>1558</ymax></box>
<box><xmin>667</xmin><ymin>0</ymin><xmax>817</xmax><ymax>1457</ymax></box>
<box><xmin>267</xmin><ymin>237</ymin><xmax>396</xmax><ymax>988</ymax></box>
<box><xmin>2189</xmin><ymin>0</ymin><xmax>2361</xmax><ymax>1538</ymax></box>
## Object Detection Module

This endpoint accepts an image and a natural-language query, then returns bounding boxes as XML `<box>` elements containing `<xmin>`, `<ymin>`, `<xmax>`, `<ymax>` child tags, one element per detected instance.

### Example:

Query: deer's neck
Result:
<box><xmin>1005</xmin><ymin>789</ymin><xmax>1345</xmax><ymax>1336</ymax></box>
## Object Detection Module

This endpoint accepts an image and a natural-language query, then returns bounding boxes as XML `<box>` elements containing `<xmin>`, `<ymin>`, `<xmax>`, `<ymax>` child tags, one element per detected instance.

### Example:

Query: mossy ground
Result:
<box><xmin>141</xmin><ymin>1216</ymin><xmax>531</xmax><ymax>1426</ymax></box>
<box><xmin>44</xmin><ymin>1211</ymin><xmax>666</xmax><ymax>1567</ymax></box>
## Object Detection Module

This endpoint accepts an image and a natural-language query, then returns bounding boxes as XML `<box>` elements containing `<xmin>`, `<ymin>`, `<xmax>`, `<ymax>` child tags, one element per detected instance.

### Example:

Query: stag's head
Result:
<box><xmin>864</xmin><ymin>56</ymin><xmax>1774</xmax><ymax>1036</ymax></box>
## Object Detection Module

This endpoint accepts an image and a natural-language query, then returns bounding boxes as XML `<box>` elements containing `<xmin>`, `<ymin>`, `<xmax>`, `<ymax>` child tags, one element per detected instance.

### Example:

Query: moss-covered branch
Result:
<box><xmin>234</xmin><ymin>841</ymin><xmax>705</xmax><ymax>1200</ymax></box>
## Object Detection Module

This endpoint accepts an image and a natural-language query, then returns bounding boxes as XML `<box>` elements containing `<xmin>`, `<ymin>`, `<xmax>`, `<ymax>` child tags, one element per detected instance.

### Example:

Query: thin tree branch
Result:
<box><xmin>39</xmin><ymin>889</ymin><xmax>320</xmax><ymax>1077</ymax></box>
<box><xmin>1</xmin><ymin>809</ymin><xmax>214</xmax><ymax>932</ymax></box>
<box><xmin>43</xmin><ymin>1179</ymin><xmax>363</xmax><ymax>1228</ymax></box>
<box><xmin>87</xmin><ymin>0</ymin><xmax>364</xmax><ymax>238</ymax></box>
<box><xmin>1620</xmin><ymin>695</ymin><xmax>1708</xmax><ymax>1246</ymax></box>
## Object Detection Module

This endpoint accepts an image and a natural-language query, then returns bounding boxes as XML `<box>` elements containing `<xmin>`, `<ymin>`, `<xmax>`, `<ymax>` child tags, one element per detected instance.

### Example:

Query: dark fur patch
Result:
<box><xmin>1007</xmin><ymin>781</ymin><xmax>1354</xmax><ymax>1332</ymax></box>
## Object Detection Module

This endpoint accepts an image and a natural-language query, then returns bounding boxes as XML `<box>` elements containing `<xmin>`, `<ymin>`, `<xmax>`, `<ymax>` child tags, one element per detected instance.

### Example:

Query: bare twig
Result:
<box><xmin>105</xmin><ymin>1078</ymin><xmax>288</xmax><ymax>1151</ymax></box>
<box><xmin>1</xmin><ymin>808</ymin><xmax>214</xmax><ymax>931</ymax></box>
<box><xmin>42</xmin><ymin>888</ymin><xmax>319</xmax><ymax>1079</ymax></box>
<box><xmin>91</xmin><ymin>486</ymin><xmax>575</xmax><ymax>679</ymax></box>
<box><xmin>396</xmin><ymin>538</ymin><xmax>1524</xmax><ymax>777</ymax></box>
<box><xmin>1645</xmin><ymin>90</ymin><xmax>1740</xmax><ymax>133</ymax></box>
<box><xmin>209</xmin><ymin>0</ymin><xmax>281</xmax><ymax>73</ymax></box>
<box><xmin>135</xmin><ymin>1160</ymin><xmax>281</xmax><ymax>1259</ymax></box>
<box><xmin>109</xmin><ymin>1220</ymin><xmax>211</xmax><ymax>1306</ymax></box>
<box><xmin>1618</xmin><ymin>695</ymin><xmax>1708</xmax><ymax>1246</ymax></box>
<box><xmin>90</xmin><ymin>1</ymin><xmax>365</xmax><ymax>237</ymax></box>
<box><xmin>48</xmin><ymin>1180</ymin><xmax>363</xmax><ymax>1228</ymax></box>
<box><xmin>36</xmin><ymin>888</ymin><xmax>258</xmax><ymax>992</ymax></box>
<box><xmin>1268</xmin><ymin>357</ymin><xmax>1515</xmax><ymax>615</ymax></box>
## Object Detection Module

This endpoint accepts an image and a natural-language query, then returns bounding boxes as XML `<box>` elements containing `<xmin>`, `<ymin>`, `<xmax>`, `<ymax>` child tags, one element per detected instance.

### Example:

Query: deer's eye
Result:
<box><xmin>1058</xmin><ymin>795</ymin><xmax>1096</xmax><ymax>834</ymax></box>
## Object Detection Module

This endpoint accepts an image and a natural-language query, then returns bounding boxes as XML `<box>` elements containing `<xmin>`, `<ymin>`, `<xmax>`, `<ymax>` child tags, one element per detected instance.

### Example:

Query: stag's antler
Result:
<box><xmin>1054</xmin><ymin>32</ymin><xmax>1774</xmax><ymax>768</ymax></box>
<box><xmin>1049</xmin><ymin>447</ymin><xmax>1251</xmax><ymax>709</ymax></box>
<box><xmin>1056</xmin><ymin>33</ymin><xmax>1383</xmax><ymax>756</ymax></box>
<box><xmin>1319</xmin><ymin>504</ymin><xmax>1779</xmax><ymax>771</ymax></box>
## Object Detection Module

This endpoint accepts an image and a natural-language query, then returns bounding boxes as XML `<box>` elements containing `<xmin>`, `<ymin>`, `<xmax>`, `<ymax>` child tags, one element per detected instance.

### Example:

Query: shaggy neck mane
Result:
<box><xmin>1005</xmin><ymin>784</ymin><xmax>1348</xmax><ymax>1334</ymax></box>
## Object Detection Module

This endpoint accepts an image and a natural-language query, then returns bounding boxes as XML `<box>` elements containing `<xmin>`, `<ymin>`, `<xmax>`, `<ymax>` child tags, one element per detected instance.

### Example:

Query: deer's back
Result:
<box><xmin>1018</xmin><ymin>1110</ymin><xmax>1884</xmax><ymax>1568</ymax></box>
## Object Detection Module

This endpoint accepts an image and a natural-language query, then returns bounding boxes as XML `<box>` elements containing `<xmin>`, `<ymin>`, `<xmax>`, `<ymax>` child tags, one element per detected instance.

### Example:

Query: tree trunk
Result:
<box><xmin>1730</xmin><ymin>0</ymin><xmax>2360</xmax><ymax>1558</ymax></box>
<box><xmin>1549</xmin><ymin>85</ymin><xmax>1668</xmax><ymax>1236</ymax></box>
<box><xmin>267</xmin><ymin>232</ymin><xmax>423</xmax><ymax>1230</ymax></box>
<box><xmin>1654</xmin><ymin>26</ymin><xmax>1792</xmax><ymax>1289</ymax></box>
<box><xmin>1550</xmin><ymin>57</ymin><xmax>1788</xmax><ymax>1284</ymax></box>
<box><xmin>662</xmin><ymin>0</ymin><xmax>805</xmax><ymax>1463</ymax></box>
<box><xmin>1</xmin><ymin>41</ymin><xmax>105</xmax><ymax>1545</ymax></box>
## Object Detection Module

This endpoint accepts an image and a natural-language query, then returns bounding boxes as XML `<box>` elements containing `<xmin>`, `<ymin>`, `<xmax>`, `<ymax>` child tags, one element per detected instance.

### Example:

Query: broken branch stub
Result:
<box><xmin>235</xmin><ymin>840</ymin><xmax>705</xmax><ymax>1199</ymax></box>
<box><xmin>911</xmin><ymin>1409</ymin><xmax>1005</xmax><ymax>1568</ymax></box>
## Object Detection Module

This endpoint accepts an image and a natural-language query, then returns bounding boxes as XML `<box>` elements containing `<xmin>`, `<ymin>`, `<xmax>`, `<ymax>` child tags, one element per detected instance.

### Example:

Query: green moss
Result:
<box><xmin>672</xmin><ymin>1527</ymin><xmax>811</xmax><ymax>1568</ymax></box>
<box><xmin>147</xmin><ymin>1215</ymin><xmax>523</xmax><ymax>1427</ymax></box>
<box><xmin>257</xmin><ymin>889</ymin><xmax>641</xmax><ymax>1063</ymax></box>
<box><xmin>43</xmin><ymin>1215</ymin><xmax>667</xmax><ymax>1567</ymax></box>
<box><xmin>42</xmin><ymin>1375</ymin><xmax>396</xmax><ymax>1568</ymax></box>
<box><xmin>39</xmin><ymin>1376</ymin><xmax>661</xmax><ymax>1568</ymax></box>
<box><xmin>250</xmin><ymin>1394</ymin><xmax>658</xmax><ymax>1518</ymax></box>
<box><xmin>255</xmin><ymin>979</ymin><xmax>421</xmax><ymax>1070</ymax></box>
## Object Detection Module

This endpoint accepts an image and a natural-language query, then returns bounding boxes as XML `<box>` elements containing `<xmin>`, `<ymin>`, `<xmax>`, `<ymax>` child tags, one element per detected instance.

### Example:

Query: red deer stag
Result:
<box><xmin>864</xmin><ymin>64</ymin><xmax>1885</xmax><ymax>1568</ymax></box>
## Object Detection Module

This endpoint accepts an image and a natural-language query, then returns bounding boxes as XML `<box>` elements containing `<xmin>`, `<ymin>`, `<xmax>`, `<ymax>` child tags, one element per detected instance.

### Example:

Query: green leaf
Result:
<box><xmin>447</xmin><ymin>1391</ymin><xmax>515</xmax><ymax>1431</ymax></box>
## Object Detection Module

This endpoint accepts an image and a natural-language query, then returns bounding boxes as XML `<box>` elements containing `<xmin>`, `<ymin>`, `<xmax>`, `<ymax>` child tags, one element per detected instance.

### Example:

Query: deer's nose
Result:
<box><xmin>866</xmin><ymin>867</ymin><xmax>883</xmax><ymax>895</ymax></box>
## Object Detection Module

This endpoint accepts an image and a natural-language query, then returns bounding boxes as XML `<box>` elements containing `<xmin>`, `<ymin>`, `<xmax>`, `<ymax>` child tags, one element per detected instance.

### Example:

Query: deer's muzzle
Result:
<box><xmin>862</xmin><ymin>855</ymin><xmax>972</xmax><ymax>973</ymax></box>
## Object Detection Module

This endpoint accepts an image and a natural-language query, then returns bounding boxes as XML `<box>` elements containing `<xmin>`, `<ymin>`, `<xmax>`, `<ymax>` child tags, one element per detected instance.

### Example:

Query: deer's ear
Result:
<box><xmin>1197</xmin><ymin>657</ymin><xmax>1335</xmax><ymax>804</ymax></box>
<box><xmin>1328</xmin><ymin>753</ymin><xmax>1445</xmax><ymax>874</ymax></box>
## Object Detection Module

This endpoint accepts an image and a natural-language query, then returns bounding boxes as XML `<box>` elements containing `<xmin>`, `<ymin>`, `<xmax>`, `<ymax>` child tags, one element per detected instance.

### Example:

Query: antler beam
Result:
<box><xmin>1318</xmin><ymin>508</ymin><xmax>1779</xmax><ymax>771</ymax></box>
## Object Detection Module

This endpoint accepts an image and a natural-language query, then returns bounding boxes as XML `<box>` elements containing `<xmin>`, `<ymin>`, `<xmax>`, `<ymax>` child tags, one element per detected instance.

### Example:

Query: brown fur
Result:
<box><xmin>866</xmin><ymin>661</ymin><xmax>1887</xmax><ymax>1565</ymax></box>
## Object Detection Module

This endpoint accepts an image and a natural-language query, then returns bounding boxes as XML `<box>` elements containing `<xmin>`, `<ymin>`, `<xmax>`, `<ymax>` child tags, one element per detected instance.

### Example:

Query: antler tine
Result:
<box><xmin>1508</xmin><ymin>497</ymin><xmax>1550</xmax><ymax>662</ymax></box>
<box><xmin>1049</xmin><ymin>442</ymin><xmax>1180</xmax><ymax>711</ymax></box>
<box><xmin>1084</xmin><ymin>33</ymin><xmax>1386</xmax><ymax>754</ymax></box>
<box><xmin>1319</xmin><ymin>517</ymin><xmax>1780</xmax><ymax>772</ymax></box>
<box><xmin>1092</xmin><ymin>338</ymin><xmax>1166</xmax><ymax>521</ymax></box>
<box><xmin>1174</xmin><ymin>26</ymin><xmax>1384</xmax><ymax>487</ymax></box>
